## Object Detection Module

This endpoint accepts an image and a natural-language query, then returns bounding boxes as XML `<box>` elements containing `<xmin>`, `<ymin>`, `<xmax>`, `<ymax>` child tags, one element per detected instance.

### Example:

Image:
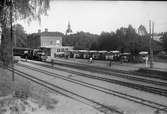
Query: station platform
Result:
<box><xmin>47</xmin><ymin>57</ymin><xmax>167</xmax><ymax>72</ymax></box>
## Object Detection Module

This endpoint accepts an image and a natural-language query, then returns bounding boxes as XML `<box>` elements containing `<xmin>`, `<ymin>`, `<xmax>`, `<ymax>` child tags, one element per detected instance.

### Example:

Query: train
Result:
<box><xmin>65</xmin><ymin>50</ymin><xmax>148</xmax><ymax>63</ymax></box>
<box><xmin>67</xmin><ymin>50</ymin><xmax>121</xmax><ymax>61</ymax></box>
<box><xmin>13</xmin><ymin>47</ymin><xmax>148</xmax><ymax>63</ymax></box>
<box><xmin>13</xmin><ymin>47</ymin><xmax>47</xmax><ymax>61</ymax></box>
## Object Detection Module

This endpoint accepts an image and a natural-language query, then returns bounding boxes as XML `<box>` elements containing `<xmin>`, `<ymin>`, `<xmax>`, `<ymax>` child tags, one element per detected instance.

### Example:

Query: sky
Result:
<box><xmin>18</xmin><ymin>1</ymin><xmax>167</xmax><ymax>35</ymax></box>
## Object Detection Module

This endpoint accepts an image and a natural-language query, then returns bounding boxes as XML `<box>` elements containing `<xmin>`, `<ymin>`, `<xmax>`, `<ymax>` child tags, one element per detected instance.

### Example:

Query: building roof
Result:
<box><xmin>40</xmin><ymin>45</ymin><xmax>73</xmax><ymax>48</ymax></box>
<box><xmin>98</xmin><ymin>51</ymin><xmax>108</xmax><ymax>53</ymax></box>
<box><xmin>109</xmin><ymin>50</ymin><xmax>120</xmax><ymax>53</ymax></box>
<box><xmin>139</xmin><ymin>51</ymin><xmax>148</xmax><ymax>55</ymax></box>
<box><xmin>41</xmin><ymin>32</ymin><xmax>64</xmax><ymax>37</ymax></box>
<box><xmin>78</xmin><ymin>50</ymin><xmax>88</xmax><ymax>52</ymax></box>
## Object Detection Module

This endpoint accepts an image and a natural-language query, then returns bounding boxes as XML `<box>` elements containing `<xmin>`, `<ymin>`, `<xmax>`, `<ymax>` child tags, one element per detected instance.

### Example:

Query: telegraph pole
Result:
<box><xmin>149</xmin><ymin>20</ymin><xmax>154</xmax><ymax>68</ymax></box>
<box><xmin>151</xmin><ymin>21</ymin><xmax>154</xmax><ymax>68</ymax></box>
<box><xmin>10</xmin><ymin>0</ymin><xmax>14</xmax><ymax>81</ymax></box>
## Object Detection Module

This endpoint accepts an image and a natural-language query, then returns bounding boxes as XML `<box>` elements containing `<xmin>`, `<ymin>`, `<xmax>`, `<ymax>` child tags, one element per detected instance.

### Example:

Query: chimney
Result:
<box><xmin>45</xmin><ymin>28</ymin><xmax>48</xmax><ymax>32</ymax></box>
<box><xmin>38</xmin><ymin>29</ymin><xmax>41</xmax><ymax>33</ymax></box>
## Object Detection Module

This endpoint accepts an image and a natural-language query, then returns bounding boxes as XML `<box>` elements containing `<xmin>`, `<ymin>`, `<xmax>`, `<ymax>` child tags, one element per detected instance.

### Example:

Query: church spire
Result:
<box><xmin>66</xmin><ymin>21</ymin><xmax>72</xmax><ymax>35</ymax></box>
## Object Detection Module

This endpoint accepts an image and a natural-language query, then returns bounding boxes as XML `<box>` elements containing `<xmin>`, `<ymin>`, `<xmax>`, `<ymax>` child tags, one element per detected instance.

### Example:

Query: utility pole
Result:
<box><xmin>151</xmin><ymin>21</ymin><xmax>154</xmax><ymax>68</ymax></box>
<box><xmin>10</xmin><ymin>0</ymin><xmax>14</xmax><ymax>81</ymax></box>
<box><xmin>149</xmin><ymin>20</ymin><xmax>154</xmax><ymax>68</ymax></box>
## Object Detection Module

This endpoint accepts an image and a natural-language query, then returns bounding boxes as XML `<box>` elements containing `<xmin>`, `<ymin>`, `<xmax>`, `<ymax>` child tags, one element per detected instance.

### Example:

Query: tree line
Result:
<box><xmin>63</xmin><ymin>25</ymin><xmax>163</xmax><ymax>56</ymax></box>
<box><xmin>1</xmin><ymin>0</ymin><xmax>167</xmax><ymax>66</ymax></box>
<box><xmin>6</xmin><ymin>23</ymin><xmax>166</xmax><ymax>57</ymax></box>
<box><xmin>3</xmin><ymin>23</ymin><xmax>166</xmax><ymax>57</ymax></box>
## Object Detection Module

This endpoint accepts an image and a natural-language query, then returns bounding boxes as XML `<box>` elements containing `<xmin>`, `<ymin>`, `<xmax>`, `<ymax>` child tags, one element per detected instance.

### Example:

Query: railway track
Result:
<box><xmin>46</xmin><ymin>59</ymin><xmax>167</xmax><ymax>81</ymax></box>
<box><xmin>7</xmin><ymin>66</ymin><xmax>123</xmax><ymax>114</ymax></box>
<box><xmin>31</xmin><ymin>60</ymin><xmax>167</xmax><ymax>87</ymax></box>
<box><xmin>16</xmin><ymin>63</ymin><xmax>167</xmax><ymax>113</ymax></box>
<box><xmin>25</xmin><ymin>61</ymin><xmax>167</xmax><ymax>97</ymax></box>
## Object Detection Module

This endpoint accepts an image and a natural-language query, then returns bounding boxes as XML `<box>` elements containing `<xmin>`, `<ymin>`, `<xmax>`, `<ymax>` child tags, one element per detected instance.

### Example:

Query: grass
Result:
<box><xmin>0</xmin><ymin>67</ymin><xmax>14</xmax><ymax>96</ymax></box>
<box><xmin>0</xmin><ymin>65</ymin><xmax>59</xmax><ymax>113</ymax></box>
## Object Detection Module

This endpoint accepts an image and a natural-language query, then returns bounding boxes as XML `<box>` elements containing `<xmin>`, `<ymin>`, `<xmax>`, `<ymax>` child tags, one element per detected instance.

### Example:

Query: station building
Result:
<box><xmin>40</xmin><ymin>28</ymin><xmax>62</xmax><ymax>47</ymax></box>
<box><xmin>27</xmin><ymin>28</ymin><xmax>73</xmax><ymax>59</ymax></box>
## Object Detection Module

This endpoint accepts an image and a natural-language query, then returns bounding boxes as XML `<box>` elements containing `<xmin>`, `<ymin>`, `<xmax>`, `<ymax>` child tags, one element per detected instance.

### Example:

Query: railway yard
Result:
<box><xmin>2</xmin><ymin>58</ymin><xmax>166</xmax><ymax>114</ymax></box>
<box><xmin>1</xmin><ymin>1</ymin><xmax>167</xmax><ymax>113</ymax></box>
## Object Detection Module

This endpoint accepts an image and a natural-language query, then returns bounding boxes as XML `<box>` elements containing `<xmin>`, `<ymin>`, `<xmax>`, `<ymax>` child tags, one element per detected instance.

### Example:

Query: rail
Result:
<box><xmin>16</xmin><ymin>63</ymin><xmax>167</xmax><ymax>113</ymax></box>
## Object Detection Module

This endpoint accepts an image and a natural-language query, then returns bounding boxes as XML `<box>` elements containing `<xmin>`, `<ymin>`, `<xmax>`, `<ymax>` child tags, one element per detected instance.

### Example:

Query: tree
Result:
<box><xmin>160</xmin><ymin>32</ymin><xmax>167</xmax><ymax>52</ymax></box>
<box><xmin>0</xmin><ymin>0</ymin><xmax>51</xmax><ymax>65</ymax></box>
<box><xmin>13</xmin><ymin>24</ymin><xmax>27</xmax><ymax>47</ymax></box>
<box><xmin>138</xmin><ymin>25</ymin><xmax>148</xmax><ymax>36</ymax></box>
<box><xmin>27</xmin><ymin>33</ymin><xmax>42</xmax><ymax>49</ymax></box>
<box><xmin>63</xmin><ymin>31</ymin><xmax>98</xmax><ymax>50</ymax></box>
<box><xmin>98</xmin><ymin>32</ymin><xmax>117</xmax><ymax>51</ymax></box>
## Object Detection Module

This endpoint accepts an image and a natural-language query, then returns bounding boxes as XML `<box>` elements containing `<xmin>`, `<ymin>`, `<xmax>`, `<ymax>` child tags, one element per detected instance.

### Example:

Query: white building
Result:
<box><xmin>39</xmin><ymin>28</ymin><xmax>73</xmax><ymax>59</ymax></box>
<box><xmin>41</xmin><ymin>45</ymin><xmax>73</xmax><ymax>59</ymax></box>
<box><xmin>40</xmin><ymin>28</ymin><xmax>62</xmax><ymax>47</ymax></box>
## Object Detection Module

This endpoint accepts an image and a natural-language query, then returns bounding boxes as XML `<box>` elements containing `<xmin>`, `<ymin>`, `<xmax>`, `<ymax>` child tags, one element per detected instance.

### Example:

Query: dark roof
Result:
<box><xmin>41</xmin><ymin>32</ymin><xmax>64</xmax><ymax>37</ymax></box>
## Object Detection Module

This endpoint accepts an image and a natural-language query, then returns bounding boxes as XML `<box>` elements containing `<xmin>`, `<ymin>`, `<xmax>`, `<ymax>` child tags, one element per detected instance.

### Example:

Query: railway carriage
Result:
<box><xmin>65</xmin><ymin>50</ymin><xmax>76</xmax><ymax>58</ymax></box>
<box><xmin>88</xmin><ymin>50</ymin><xmax>99</xmax><ymax>59</ymax></box>
<box><xmin>73</xmin><ymin>50</ymin><xmax>80</xmax><ymax>58</ymax></box>
<box><xmin>139</xmin><ymin>51</ymin><xmax>148</xmax><ymax>63</ymax></box>
<box><xmin>98</xmin><ymin>51</ymin><xmax>107</xmax><ymax>60</ymax></box>
<box><xmin>13</xmin><ymin>47</ymin><xmax>33</xmax><ymax>59</ymax></box>
<box><xmin>105</xmin><ymin>50</ymin><xmax>120</xmax><ymax>61</ymax></box>
<box><xmin>78</xmin><ymin>50</ymin><xmax>89</xmax><ymax>59</ymax></box>
<box><xmin>120</xmin><ymin>52</ymin><xmax>131</xmax><ymax>62</ymax></box>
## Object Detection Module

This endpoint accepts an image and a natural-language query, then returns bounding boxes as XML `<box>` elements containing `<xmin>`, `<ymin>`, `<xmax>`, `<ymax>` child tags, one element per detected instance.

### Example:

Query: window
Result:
<box><xmin>61</xmin><ymin>48</ymin><xmax>64</xmax><ymax>52</ymax></box>
<box><xmin>50</xmin><ymin>41</ymin><xmax>53</xmax><ymax>45</ymax></box>
<box><xmin>46</xmin><ymin>48</ymin><xmax>51</xmax><ymax>56</ymax></box>
<box><xmin>57</xmin><ymin>49</ymin><xmax>60</xmax><ymax>52</ymax></box>
<box><xmin>56</xmin><ymin>40</ymin><xmax>60</xmax><ymax>45</ymax></box>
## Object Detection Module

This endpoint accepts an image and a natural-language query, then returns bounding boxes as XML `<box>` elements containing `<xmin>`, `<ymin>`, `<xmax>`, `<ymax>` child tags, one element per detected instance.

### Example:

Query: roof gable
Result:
<box><xmin>41</xmin><ymin>32</ymin><xmax>64</xmax><ymax>37</ymax></box>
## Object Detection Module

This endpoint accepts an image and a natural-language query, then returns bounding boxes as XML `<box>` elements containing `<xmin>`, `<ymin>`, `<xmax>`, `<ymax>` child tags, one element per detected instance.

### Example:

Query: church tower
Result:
<box><xmin>66</xmin><ymin>21</ymin><xmax>72</xmax><ymax>35</ymax></box>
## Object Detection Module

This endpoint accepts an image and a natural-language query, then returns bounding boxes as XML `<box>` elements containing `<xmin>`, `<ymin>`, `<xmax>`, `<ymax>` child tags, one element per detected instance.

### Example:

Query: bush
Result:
<box><xmin>0</xmin><ymin>68</ymin><xmax>14</xmax><ymax>96</ymax></box>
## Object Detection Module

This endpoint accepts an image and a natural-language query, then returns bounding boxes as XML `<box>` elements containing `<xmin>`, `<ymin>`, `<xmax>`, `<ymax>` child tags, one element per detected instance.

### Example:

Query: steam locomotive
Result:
<box><xmin>13</xmin><ymin>47</ymin><xmax>47</xmax><ymax>61</ymax></box>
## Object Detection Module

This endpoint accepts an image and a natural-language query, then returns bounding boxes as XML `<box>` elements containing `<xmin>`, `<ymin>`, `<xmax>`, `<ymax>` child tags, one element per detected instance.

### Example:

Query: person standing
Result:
<box><xmin>109</xmin><ymin>55</ymin><xmax>113</xmax><ymax>67</ymax></box>
<box><xmin>24</xmin><ymin>50</ymin><xmax>28</xmax><ymax>61</ymax></box>
<box><xmin>89</xmin><ymin>57</ymin><xmax>93</xmax><ymax>63</ymax></box>
<box><xmin>109</xmin><ymin>60</ymin><xmax>112</xmax><ymax>67</ymax></box>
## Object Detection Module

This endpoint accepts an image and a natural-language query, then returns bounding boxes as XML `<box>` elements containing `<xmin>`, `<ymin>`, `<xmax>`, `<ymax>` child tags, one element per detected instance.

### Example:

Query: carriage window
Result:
<box><xmin>57</xmin><ymin>49</ymin><xmax>60</xmax><ymax>52</ymax></box>
<box><xmin>50</xmin><ymin>41</ymin><xmax>53</xmax><ymax>45</ymax></box>
<box><xmin>61</xmin><ymin>48</ymin><xmax>64</xmax><ymax>52</ymax></box>
<box><xmin>47</xmin><ymin>48</ymin><xmax>51</xmax><ymax>56</ymax></box>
